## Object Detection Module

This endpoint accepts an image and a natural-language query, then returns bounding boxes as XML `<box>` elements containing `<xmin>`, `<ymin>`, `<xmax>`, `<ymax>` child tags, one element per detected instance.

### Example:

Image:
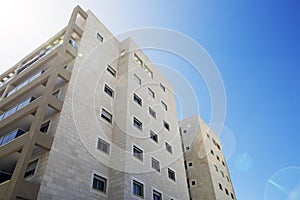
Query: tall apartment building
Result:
<box><xmin>0</xmin><ymin>5</ymin><xmax>235</xmax><ymax>200</ymax></box>
<box><xmin>180</xmin><ymin>116</ymin><xmax>236</xmax><ymax>200</ymax></box>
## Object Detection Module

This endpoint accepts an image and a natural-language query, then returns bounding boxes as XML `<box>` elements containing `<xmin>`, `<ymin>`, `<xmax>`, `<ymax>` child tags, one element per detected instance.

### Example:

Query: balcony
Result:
<box><xmin>6</xmin><ymin>71</ymin><xmax>44</xmax><ymax>98</ymax></box>
<box><xmin>0</xmin><ymin>129</ymin><xmax>25</xmax><ymax>147</ymax></box>
<box><xmin>0</xmin><ymin>97</ymin><xmax>35</xmax><ymax>121</ymax></box>
<box><xmin>16</xmin><ymin>37</ymin><xmax>63</xmax><ymax>75</ymax></box>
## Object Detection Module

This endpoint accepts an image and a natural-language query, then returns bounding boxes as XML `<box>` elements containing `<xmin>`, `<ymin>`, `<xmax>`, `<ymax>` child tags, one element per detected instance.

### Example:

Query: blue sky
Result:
<box><xmin>0</xmin><ymin>1</ymin><xmax>299</xmax><ymax>199</ymax></box>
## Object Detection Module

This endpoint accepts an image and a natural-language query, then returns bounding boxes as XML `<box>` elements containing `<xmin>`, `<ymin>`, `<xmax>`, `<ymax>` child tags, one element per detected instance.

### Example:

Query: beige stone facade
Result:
<box><xmin>0</xmin><ymin>5</ymin><xmax>235</xmax><ymax>200</ymax></box>
<box><xmin>179</xmin><ymin>115</ymin><xmax>236</xmax><ymax>200</ymax></box>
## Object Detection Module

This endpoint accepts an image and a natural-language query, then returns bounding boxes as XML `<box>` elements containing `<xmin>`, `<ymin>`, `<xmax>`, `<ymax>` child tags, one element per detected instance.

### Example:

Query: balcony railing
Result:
<box><xmin>0</xmin><ymin>129</ymin><xmax>25</xmax><ymax>147</ymax></box>
<box><xmin>16</xmin><ymin>37</ymin><xmax>63</xmax><ymax>75</ymax></box>
<box><xmin>0</xmin><ymin>97</ymin><xmax>35</xmax><ymax>121</ymax></box>
<box><xmin>6</xmin><ymin>71</ymin><xmax>44</xmax><ymax>97</ymax></box>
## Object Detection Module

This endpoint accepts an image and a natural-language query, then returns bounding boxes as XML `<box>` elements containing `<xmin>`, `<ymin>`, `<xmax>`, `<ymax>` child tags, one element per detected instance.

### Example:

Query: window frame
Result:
<box><xmin>150</xmin><ymin>130</ymin><xmax>158</xmax><ymax>143</ymax></box>
<box><xmin>168</xmin><ymin>168</ymin><xmax>176</xmax><ymax>182</ymax></box>
<box><xmin>92</xmin><ymin>173</ymin><xmax>107</xmax><ymax>193</ymax></box>
<box><xmin>104</xmin><ymin>84</ymin><xmax>114</xmax><ymax>98</ymax></box>
<box><xmin>97</xmin><ymin>138</ymin><xmax>110</xmax><ymax>155</ymax></box>
<box><xmin>148</xmin><ymin>87</ymin><xmax>155</xmax><ymax>98</ymax></box>
<box><xmin>133</xmin><ymin>117</ymin><xmax>143</xmax><ymax>131</ymax></box>
<box><xmin>133</xmin><ymin>93</ymin><xmax>142</xmax><ymax>106</ymax></box>
<box><xmin>149</xmin><ymin>107</ymin><xmax>156</xmax><ymax>119</ymax></box>
<box><xmin>100</xmin><ymin>108</ymin><xmax>113</xmax><ymax>124</ymax></box>
<box><xmin>106</xmin><ymin>64</ymin><xmax>116</xmax><ymax>77</ymax></box>
<box><xmin>133</xmin><ymin>145</ymin><xmax>143</xmax><ymax>161</ymax></box>
<box><xmin>132</xmin><ymin>179</ymin><xmax>144</xmax><ymax>198</ymax></box>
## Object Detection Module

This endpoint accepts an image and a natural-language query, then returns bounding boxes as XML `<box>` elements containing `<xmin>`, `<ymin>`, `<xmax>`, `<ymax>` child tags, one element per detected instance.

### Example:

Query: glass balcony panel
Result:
<box><xmin>3</xmin><ymin>106</ymin><xmax>17</xmax><ymax>119</ymax></box>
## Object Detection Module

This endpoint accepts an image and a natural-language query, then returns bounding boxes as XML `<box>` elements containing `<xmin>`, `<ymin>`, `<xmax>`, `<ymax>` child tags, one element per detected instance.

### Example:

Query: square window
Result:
<box><xmin>107</xmin><ymin>65</ymin><xmax>116</xmax><ymax>77</ymax></box>
<box><xmin>168</xmin><ymin>168</ymin><xmax>176</xmax><ymax>181</ymax></box>
<box><xmin>188</xmin><ymin>162</ymin><xmax>193</xmax><ymax>167</ymax></box>
<box><xmin>133</xmin><ymin>180</ymin><xmax>144</xmax><ymax>198</ymax></box>
<box><xmin>185</xmin><ymin>146</ymin><xmax>190</xmax><ymax>151</ymax></box>
<box><xmin>183</xmin><ymin>130</ymin><xmax>187</xmax><ymax>133</ymax></box>
<box><xmin>133</xmin><ymin>117</ymin><xmax>142</xmax><ymax>131</ymax></box>
<box><xmin>148</xmin><ymin>88</ymin><xmax>155</xmax><ymax>98</ymax></box>
<box><xmin>133</xmin><ymin>145</ymin><xmax>143</xmax><ymax>161</ymax></box>
<box><xmin>153</xmin><ymin>190</ymin><xmax>162</xmax><ymax>200</ymax></box>
<box><xmin>163</xmin><ymin>121</ymin><xmax>170</xmax><ymax>131</ymax></box>
<box><xmin>191</xmin><ymin>180</ymin><xmax>196</xmax><ymax>186</ymax></box>
<box><xmin>40</xmin><ymin>121</ymin><xmax>50</xmax><ymax>133</ymax></box>
<box><xmin>160</xmin><ymin>83</ymin><xmax>165</xmax><ymax>92</ymax></box>
<box><xmin>150</xmin><ymin>130</ymin><xmax>158</xmax><ymax>143</ymax></box>
<box><xmin>97</xmin><ymin>33</ymin><xmax>104</xmax><ymax>42</ymax></box>
<box><xmin>101</xmin><ymin>109</ymin><xmax>112</xmax><ymax>124</ymax></box>
<box><xmin>133</xmin><ymin>94</ymin><xmax>142</xmax><ymax>106</ymax></box>
<box><xmin>104</xmin><ymin>84</ymin><xmax>114</xmax><ymax>98</ymax></box>
<box><xmin>134</xmin><ymin>73</ymin><xmax>141</xmax><ymax>85</ymax></box>
<box><xmin>24</xmin><ymin>160</ymin><xmax>38</xmax><ymax>178</ymax></box>
<box><xmin>151</xmin><ymin>157</ymin><xmax>160</xmax><ymax>172</ymax></box>
<box><xmin>97</xmin><ymin>138</ymin><xmax>110</xmax><ymax>155</ymax></box>
<box><xmin>165</xmin><ymin>142</ymin><xmax>173</xmax><ymax>154</ymax></box>
<box><xmin>161</xmin><ymin>101</ymin><xmax>167</xmax><ymax>111</ymax></box>
<box><xmin>149</xmin><ymin>107</ymin><xmax>156</xmax><ymax>118</ymax></box>
<box><xmin>92</xmin><ymin>174</ymin><xmax>107</xmax><ymax>193</ymax></box>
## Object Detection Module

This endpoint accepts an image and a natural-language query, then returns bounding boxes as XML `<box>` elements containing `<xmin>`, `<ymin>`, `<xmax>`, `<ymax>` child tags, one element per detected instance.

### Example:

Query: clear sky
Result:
<box><xmin>0</xmin><ymin>1</ymin><xmax>299</xmax><ymax>199</ymax></box>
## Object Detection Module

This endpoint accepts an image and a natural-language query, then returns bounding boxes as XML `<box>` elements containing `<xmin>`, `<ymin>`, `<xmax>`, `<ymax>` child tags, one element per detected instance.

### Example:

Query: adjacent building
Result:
<box><xmin>0</xmin><ymin>6</ymin><xmax>235</xmax><ymax>200</ymax></box>
<box><xmin>180</xmin><ymin>116</ymin><xmax>236</xmax><ymax>200</ymax></box>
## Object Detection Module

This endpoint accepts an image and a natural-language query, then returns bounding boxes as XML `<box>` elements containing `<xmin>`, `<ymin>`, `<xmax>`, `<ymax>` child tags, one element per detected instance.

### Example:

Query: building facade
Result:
<box><xmin>0</xmin><ymin>6</ymin><xmax>235</xmax><ymax>200</ymax></box>
<box><xmin>179</xmin><ymin>116</ymin><xmax>236</xmax><ymax>200</ymax></box>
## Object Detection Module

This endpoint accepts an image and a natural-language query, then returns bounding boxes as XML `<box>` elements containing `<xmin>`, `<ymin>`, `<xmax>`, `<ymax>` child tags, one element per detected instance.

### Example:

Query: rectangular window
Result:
<box><xmin>222</xmin><ymin>161</ymin><xmax>226</xmax><ymax>166</ymax></box>
<box><xmin>168</xmin><ymin>168</ymin><xmax>176</xmax><ymax>181</ymax></box>
<box><xmin>163</xmin><ymin>121</ymin><xmax>170</xmax><ymax>131</ymax></box>
<box><xmin>104</xmin><ymin>84</ymin><xmax>114</xmax><ymax>98</ymax></box>
<box><xmin>211</xmin><ymin>149</ymin><xmax>214</xmax><ymax>155</ymax></box>
<box><xmin>165</xmin><ymin>142</ymin><xmax>172</xmax><ymax>154</ymax></box>
<box><xmin>101</xmin><ymin>109</ymin><xmax>112</xmax><ymax>124</ymax></box>
<box><xmin>134</xmin><ymin>53</ymin><xmax>143</xmax><ymax>65</ymax></box>
<box><xmin>151</xmin><ymin>157</ymin><xmax>160</xmax><ymax>172</ymax></box>
<box><xmin>133</xmin><ymin>180</ymin><xmax>144</xmax><ymax>198</ymax></box>
<box><xmin>226</xmin><ymin>176</ymin><xmax>230</xmax><ymax>182</ymax></box>
<box><xmin>153</xmin><ymin>190</ymin><xmax>162</xmax><ymax>200</ymax></box>
<box><xmin>149</xmin><ymin>107</ymin><xmax>156</xmax><ymax>118</ymax></box>
<box><xmin>161</xmin><ymin>101</ymin><xmax>167</xmax><ymax>111</ymax></box>
<box><xmin>217</xmin><ymin>155</ymin><xmax>220</xmax><ymax>161</ymax></box>
<box><xmin>92</xmin><ymin>174</ymin><xmax>107</xmax><ymax>193</ymax></box>
<box><xmin>40</xmin><ymin>121</ymin><xmax>50</xmax><ymax>133</ymax></box>
<box><xmin>214</xmin><ymin>164</ymin><xmax>218</xmax><ymax>172</ymax></box>
<box><xmin>218</xmin><ymin>183</ymin><xmax>223</xmax><ymax>191</ymax></box>
<box><xmin>133</xmin><ymin>117</ymin><xmax>142</xmax><ymax>131</ymax></box>
<box><xmin>231</xmin><ymin>193</ymin><xmax>235</xmax><ymax>199</ymax></box>
<box><xmin>133</xmin><ymin>145</ymin><xmax>143</xmax><ymax>161</ymax></box>
<box><xmin>148</xmin><ymin>88</ymin><xmax>155</xmax><ymax>98</ymax></box>
<box><xmin>225</xmin><ymin>188</ymin><xmax>229</xmax><ymax>195</ymax></box>
<box><xmin>143</xmin><ymin>64</ymin><xmax>153</xmax><ymax>78</ymax></box>
<box><xmin>220</xmin><ymin>170</ymin><xmax>224</xmax><ymax>177</ymax></box>
<box><xmin>150</xmin><ymin>130</ymin><xmax>158</xmax><ymax>143</ymax></box>
<box><xmin>133</xmin><ymin>94</ymin><xmax>142</xmax><ymax>106</ymax></box>
<box><xmin>24</xmin><ymin>160</ymin><xmax>38</xmax><ymax>178</ymax></box>
<box><xmin>97</xmin><ymin>138</ymin><xmax>110</xmax><ymax>155</ymax></box>
<box><xmin>107</xmin><ymin>65</ymin><xmax>116</xmax><ymax>77</ymax></box>
<box><xmin>97</xmin><ymin>33</ymin><xmax>104</xmax><ymax>42</ymax></box>
<box><xmin>134</xmin><ymin>73</ymin><xmax>141</xmax><ymax>85</ymax></box>
<box><xmin>160</xmin><ymin>83</ymin><xmax>165</xmax><ymax>92</ymax></box>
